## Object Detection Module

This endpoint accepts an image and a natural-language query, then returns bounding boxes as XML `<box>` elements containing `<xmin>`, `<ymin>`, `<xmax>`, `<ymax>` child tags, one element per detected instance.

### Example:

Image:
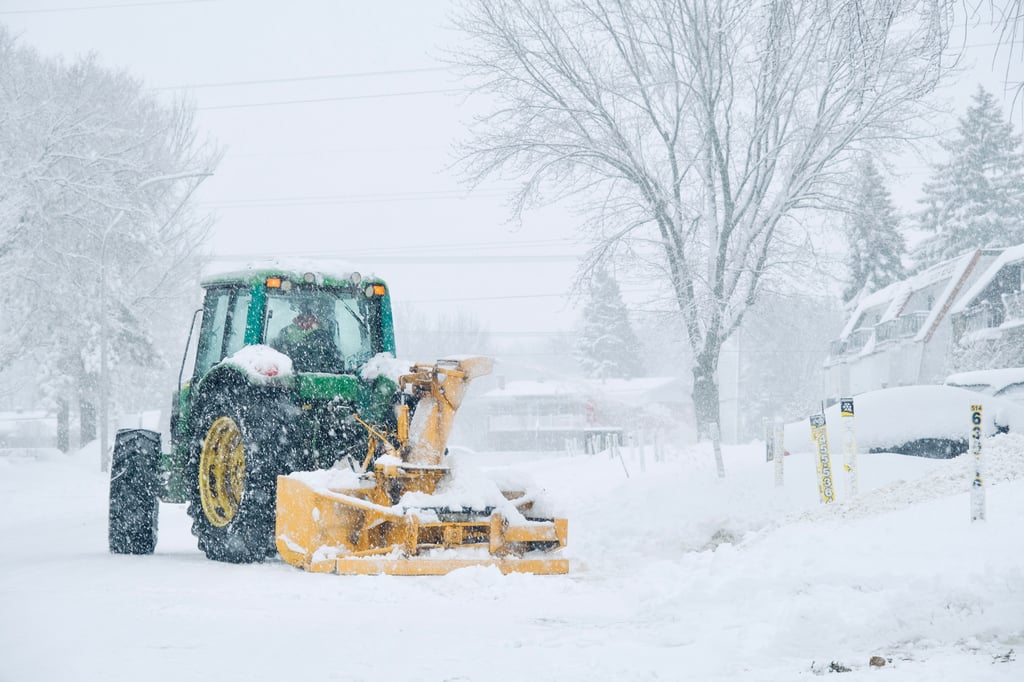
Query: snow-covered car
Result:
<box><xmin>784</xmin><ymin>385</ymin><xmax>1024</xmax><ymax>458</ymax></box>
<box><xmin>944</xmin><ymin>367</ymin><xmax>1024</xmax><ymax>402</ymax></box>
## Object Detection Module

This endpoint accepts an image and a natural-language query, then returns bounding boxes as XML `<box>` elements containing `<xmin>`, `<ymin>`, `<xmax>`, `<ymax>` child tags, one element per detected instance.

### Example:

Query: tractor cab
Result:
<box><xmin>164</xmin><ymin>269</ymin><xmax>398</xmax><ymax>501</ymax></box>
<box><xmin>192</xmin><ymin>269</ymin><xmax>395</xmax><ymax>381</ymax></box>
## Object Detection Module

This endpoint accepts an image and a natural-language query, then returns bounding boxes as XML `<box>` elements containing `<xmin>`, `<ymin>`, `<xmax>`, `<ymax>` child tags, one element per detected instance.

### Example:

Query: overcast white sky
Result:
<box><xmin>1</xmin><ymin>0</ymin><xmax>1021</xmax><ymax>341</ymax></box>
<box><xmin>0</xmin><ymin>0</ymin><xmax>582</xmax><ymax>343</ymax></box>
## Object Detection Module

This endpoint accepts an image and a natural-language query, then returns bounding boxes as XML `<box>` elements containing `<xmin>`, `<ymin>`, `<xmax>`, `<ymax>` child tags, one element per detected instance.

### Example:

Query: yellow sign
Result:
<box><xmin>809</xmin><ymin>413</ymin><xmax>835</xmax><ymax>504</ymax></box>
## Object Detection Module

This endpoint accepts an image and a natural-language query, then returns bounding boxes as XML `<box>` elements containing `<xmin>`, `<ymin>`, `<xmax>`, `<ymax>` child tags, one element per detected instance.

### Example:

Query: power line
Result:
<box><xmin>211</xmin><ymin>253</ymin><xmax>580</xmax><ymax>264</ymax></box>
<box><xmin>183</xmin><ymin>42</ymin><xmax>1004</xmax><ymax>112</ymax></box>
<box><xmin>0</xmin><ymin>0</ymin><xmax>213</xmax><ymax>13</ymax></box>
<box><xmin>308</xmin><ymin>238</ymin><xmax>578</xmax><ymax>255</ymax></box>
<box><xmin>199</xmin><ymin>188</ymin><xmax>514</xmax><ymax>209</ymax></box>
<box><xmin>209</xmin><ymin>236</ymin><xmax>578</xmax><ymax>257</ymax></box>
<box><xmin>222</xmin><ymin>144</ymin><xmax>447</xmax><ymax>159</ymax></box>
<box><xmin>398</xmin><ymin>293</ymin><xmax>570</xmax><ymax>303</ymax></box>
<box><xmin>152</xmin><ymin>66</ymin><xmax>450</xmax><ymax>91</ymax></box>
<box><xmin>197</xmin><ymin>88</ymin><xmax>461</xmax><ymax>111</ymax></box>
<box><xmin>397</xmin><ymin>329</ymin><xmax>574</xmax><ymax>336</ymax></box>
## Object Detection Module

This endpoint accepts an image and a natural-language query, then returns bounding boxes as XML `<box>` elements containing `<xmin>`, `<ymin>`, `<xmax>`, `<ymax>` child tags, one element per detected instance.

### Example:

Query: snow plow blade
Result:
<box><xmin>275</xmin><ymin>475</ymin><xmax>569</xmax><ymax>575</ymax></box>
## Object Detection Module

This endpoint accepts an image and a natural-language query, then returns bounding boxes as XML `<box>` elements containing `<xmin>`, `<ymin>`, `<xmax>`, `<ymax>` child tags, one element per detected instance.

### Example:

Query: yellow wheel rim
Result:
<box><xmin>199</xmin><ymin>416</ymin><xmax>245</xmax><ymax>528</ymax></box>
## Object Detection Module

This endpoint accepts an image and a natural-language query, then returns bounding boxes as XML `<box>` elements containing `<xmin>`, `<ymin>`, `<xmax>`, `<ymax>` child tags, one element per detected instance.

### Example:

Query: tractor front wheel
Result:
<box><xmin>186</xmin><ymin>382</ymin><xmax>293</xmax><ymax>563</ymax></box>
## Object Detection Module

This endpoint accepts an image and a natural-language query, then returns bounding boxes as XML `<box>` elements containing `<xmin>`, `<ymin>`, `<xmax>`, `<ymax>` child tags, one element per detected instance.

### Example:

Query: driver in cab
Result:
<box><xmin>273</xmin><ymin>296</ymin><xmax>342</xmax><ymax>373</ymax></box>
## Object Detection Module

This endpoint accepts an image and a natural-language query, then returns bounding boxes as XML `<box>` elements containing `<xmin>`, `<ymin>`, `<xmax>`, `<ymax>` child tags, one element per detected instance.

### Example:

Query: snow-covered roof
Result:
<box><xmin>910</xmin><ymin>250</ymin><xmax>983</xmax><ymax>342</ymax></box>
<box><xmin>201</xmin><ymin>257</ymin><xmax>384</xmax><ymax>288</ymax></box>
<box><xmin>838</xmin><ymin>250</ymin><xmax>982</xmax><ymax>343</ymax></box>
<box><xmin>839</xmin><ymin>282</ymin><xmax>903</xmax><ymax>338</ymax></box>
<box><xmin>482</xmin><ymin>377</ymin><xmax>686</xmax><ymax>403</ymax></box>
<box><xmin>948</xmin><ymin>243</ymin><xmax>1024</xmax><ymax>315</ymax></box>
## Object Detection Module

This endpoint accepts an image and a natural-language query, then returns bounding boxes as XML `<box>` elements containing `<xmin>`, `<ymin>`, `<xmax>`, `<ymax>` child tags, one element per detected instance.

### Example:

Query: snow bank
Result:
<box><xmin>1</xmin><ymin>433</ymin><xmax>1022</xmax><ymax>681</ymax></box>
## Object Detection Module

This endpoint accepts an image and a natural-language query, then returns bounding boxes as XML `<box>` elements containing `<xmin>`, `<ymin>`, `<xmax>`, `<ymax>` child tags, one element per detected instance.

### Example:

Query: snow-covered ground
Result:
<box><xmin>1</xmin><ymin>436</ymin><xmax>1021</xmax><ymax>681</ymax></box>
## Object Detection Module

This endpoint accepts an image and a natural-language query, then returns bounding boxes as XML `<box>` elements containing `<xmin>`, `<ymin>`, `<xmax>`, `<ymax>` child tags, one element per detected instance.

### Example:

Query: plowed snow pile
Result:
<box><xmin>1</xmin><ymin>436</ymin><xmax>1021</xmax><ymax>681</ymax></box>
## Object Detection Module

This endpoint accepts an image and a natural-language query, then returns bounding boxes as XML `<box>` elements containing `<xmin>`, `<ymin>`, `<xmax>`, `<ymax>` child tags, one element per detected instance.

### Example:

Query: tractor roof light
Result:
<box><xmin>266</xmin><ymin>276</ymin><xmax>282</xmax><ymax>289</ymax></box>
<box><xmin>364</xmin><ymin>284</ymin><xmax>375</xmax><ymax>298</ymax></box>
<box><xmin>303</xmin><ymin>272</ymin><xmax>316</xmax><ymax>284</ymax></box>
<box><xmin>349</xmin><ymin>271</ymin><xmax>362</xmax><ymax>286</ymax></box>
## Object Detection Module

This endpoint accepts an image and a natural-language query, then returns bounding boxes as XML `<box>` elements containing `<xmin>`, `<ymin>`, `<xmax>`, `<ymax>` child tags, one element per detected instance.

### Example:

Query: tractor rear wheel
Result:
<box><xmin>108</xmin><ymin>429</ymin><xmax>161</xmax><ymax>554</ymax></box>
<box><xmin>185</xmin><ymin>381</ymin><xmax>294</xmax><ymax>563</ymax></box>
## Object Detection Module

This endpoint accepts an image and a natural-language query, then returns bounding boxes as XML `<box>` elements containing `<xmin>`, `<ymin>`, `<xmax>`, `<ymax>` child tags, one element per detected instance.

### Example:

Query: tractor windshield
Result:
<box><xmin>265</xmin><ymin>287</ymin><xmax>381</xmax><ymax>373</ymax></box>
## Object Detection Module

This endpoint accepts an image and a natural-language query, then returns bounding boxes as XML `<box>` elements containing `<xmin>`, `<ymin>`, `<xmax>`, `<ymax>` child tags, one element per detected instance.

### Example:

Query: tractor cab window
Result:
<box><xmin>194</xmin><ymin>287</ymin><xmax>252</xmax><ymax>379</ymax></box>
<box><xmin>223</xmin><ymin>290</ymin><xmax>252</xmax><ymax>358</ymax></box>
<box><xmin>194</xmin><ymin>290</ymin><xmax>230</xmax><ymax>378</ymax></box>
<box><xmin>265</xmin><ymin>288</ymin><xmax>377</xmax><ymax>373</ymax></box>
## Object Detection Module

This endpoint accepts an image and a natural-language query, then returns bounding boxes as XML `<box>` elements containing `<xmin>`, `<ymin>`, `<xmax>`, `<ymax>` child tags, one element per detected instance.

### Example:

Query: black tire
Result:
<box><xmin>109</xmin><ymin>429</ymin><xmax>161</xmax><ymax>555</ymax></box>
<box><xmin>185</xmin><ymin>377</ymin><xmax>295</xmax><ymax>563</ymax></box>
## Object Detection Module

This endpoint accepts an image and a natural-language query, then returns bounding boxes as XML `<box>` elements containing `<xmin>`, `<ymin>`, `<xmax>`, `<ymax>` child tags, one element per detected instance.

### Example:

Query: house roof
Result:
<box><xmin>838</xmin><ymin>249</ymin><xmax>983</xmax><ymax>343</ymax></box>
<box><xmin>948</xmin><ymin>243</ymin><xmax>1024</xmax><ymax>315</ymax></box>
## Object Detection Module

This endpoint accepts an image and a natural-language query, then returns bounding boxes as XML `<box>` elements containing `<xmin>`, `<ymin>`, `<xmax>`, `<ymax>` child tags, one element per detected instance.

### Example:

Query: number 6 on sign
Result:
<box><xmin>969</xmin><ymin>404</ymin><xmax>985</xmax><ymax>522</ymax></box>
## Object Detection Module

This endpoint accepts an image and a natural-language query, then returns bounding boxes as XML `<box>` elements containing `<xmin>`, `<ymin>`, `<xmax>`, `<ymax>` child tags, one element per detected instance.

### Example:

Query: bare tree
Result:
<box><xmin>451</xmin><ymin>0</ymin><xmax>952</xmax><ymax>432</ymax></box>
<box><xmin>981</xmin><ymin>0</ymin><xmax>1023</xmax><ymax>110</ymax></box>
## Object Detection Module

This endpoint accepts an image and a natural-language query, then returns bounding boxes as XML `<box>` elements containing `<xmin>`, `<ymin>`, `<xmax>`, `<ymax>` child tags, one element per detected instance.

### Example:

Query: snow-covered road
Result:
<box><xmin>1</xmin><ymin>438</ymin><xmax>1021</xmax><ymax>681</ymax></box>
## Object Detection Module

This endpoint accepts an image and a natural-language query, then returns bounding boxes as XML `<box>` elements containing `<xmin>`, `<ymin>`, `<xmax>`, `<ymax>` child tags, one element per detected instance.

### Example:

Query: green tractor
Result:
<box><xmin>109</xmin><ymin>267</ymin><xmax>402</xmax><ymax>563</ymax></box>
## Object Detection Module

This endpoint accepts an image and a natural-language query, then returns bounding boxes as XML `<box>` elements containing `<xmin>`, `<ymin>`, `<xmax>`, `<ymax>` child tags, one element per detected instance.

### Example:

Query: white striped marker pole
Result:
<box><xmin>970</xmin><ymin>403</ymin><xmax>985</xmax><ymax>522</ymax></box>
<box><xmin>773</xmin><ymin>418</ymin><xmax>784</xmax><ymax>487</ymax></box>
<box><xmin>840</xmin><ymin>397</ymin><xmax>859</xmax><ymax>498</ymax></box>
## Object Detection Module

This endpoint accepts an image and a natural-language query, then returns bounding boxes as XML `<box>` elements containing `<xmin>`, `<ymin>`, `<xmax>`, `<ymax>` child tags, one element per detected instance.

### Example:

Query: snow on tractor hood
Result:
<box><xmin>359</xmin><ymin>352</ymin><xmax>413</xmax><ymax>383</ymax></box>
<box><xmin>218</xmin><ymin>345</ymin><xmax>294</xmax><ymax>384</ymax></box>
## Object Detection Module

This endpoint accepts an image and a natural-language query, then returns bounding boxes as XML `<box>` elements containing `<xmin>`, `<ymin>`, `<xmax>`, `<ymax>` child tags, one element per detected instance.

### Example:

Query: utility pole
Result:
<box><xmin>98</xmin><ymin>171</ymin><xmax>212</xmax><ymax>472</ymax></box>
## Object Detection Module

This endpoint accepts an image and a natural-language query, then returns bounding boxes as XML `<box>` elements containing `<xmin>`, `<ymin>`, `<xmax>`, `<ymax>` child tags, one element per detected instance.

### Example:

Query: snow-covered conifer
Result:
<box><xmin>575</xmin><ymin>268</ymin><xmax>644</xmax><ymax>379</ymax></box>
<box><xmin>914</xmin><ymin>87</ymin><xmax>1024</xmax><ymax>267</ymax></box>
<box><xmin>842</xmin><ymin>157</ymin><xmax>906</xmax><ymax>305</ymax></box>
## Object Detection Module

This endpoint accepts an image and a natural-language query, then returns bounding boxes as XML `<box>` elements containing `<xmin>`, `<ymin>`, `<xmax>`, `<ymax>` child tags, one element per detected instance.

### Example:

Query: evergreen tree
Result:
<box><xmin>575</xmin><ymin>268</ymin><xmax>644</xmax><ymax>379</ymax></box>
<box><xmin>842</xmin><ymin>157</ymin><xmax>907</xmax><ymax>305</ymax></box>
<box><xmin>914</xmin><ymin>86</ymin><xmax>1024</xmax><ymax>267</ymax></box>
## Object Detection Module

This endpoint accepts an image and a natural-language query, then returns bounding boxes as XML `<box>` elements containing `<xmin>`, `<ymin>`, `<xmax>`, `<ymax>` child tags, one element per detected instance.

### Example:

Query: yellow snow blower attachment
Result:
<box><xmin>275</xmin><ymin>356</ymin><xmax>569</xmax><ymax>575</ymax></box>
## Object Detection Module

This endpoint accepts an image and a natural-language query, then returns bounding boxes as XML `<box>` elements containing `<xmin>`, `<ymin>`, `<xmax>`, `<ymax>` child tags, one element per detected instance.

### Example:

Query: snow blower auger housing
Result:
<box><xmin>107</xmin><ymin>267</ymin><xmax>567</xmax><ymax>575</ymax></box>
<box><xmin>275</xmin><ymin>356</ymin><xmax>569</xmax><ymax>575</ymax></box>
